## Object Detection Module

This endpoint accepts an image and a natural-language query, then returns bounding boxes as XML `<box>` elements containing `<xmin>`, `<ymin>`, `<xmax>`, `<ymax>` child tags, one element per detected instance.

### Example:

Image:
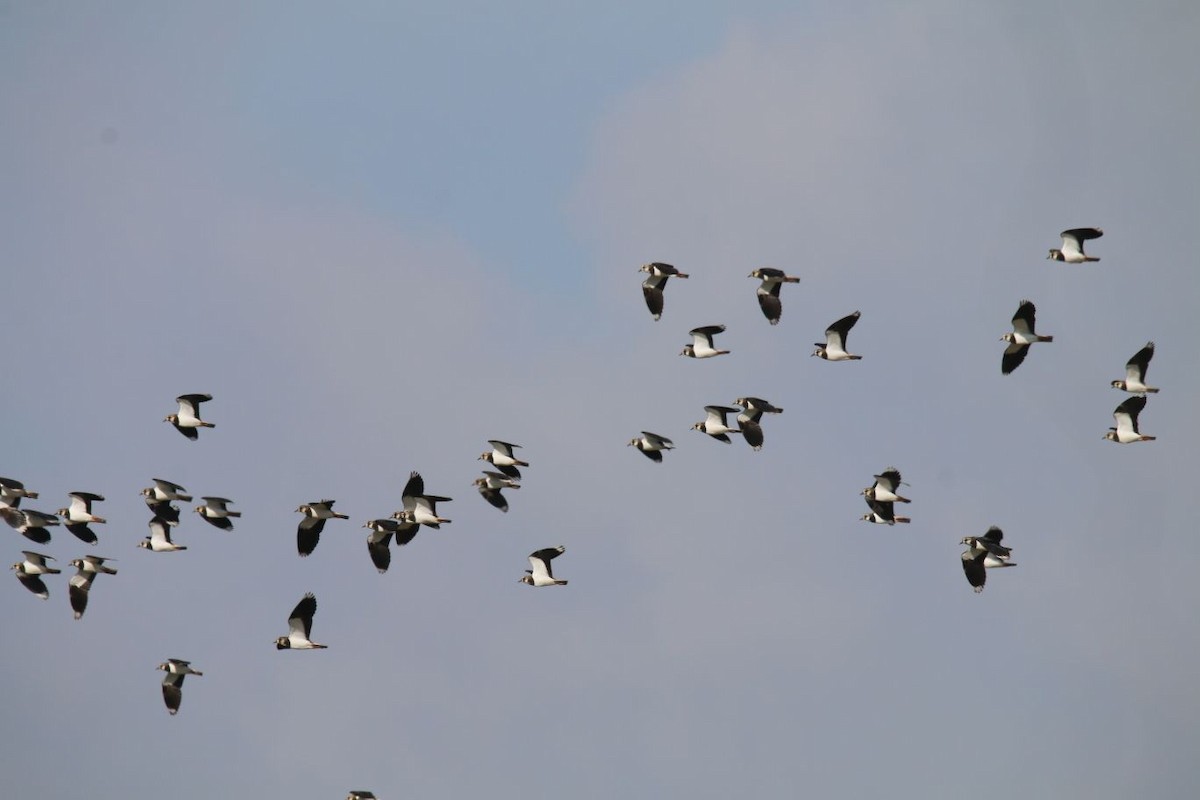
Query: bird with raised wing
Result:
<box><xmin>812</xmin><ymin>311</ymin><xmax>862</xmax><ymax>361</ymax></box>
<box><xmin>1</xmin><ymin>507</ymin><xmax>59</xmax><ymax>544</ymax></box>
<box><xmin>275</xmin><ymin>592</ymin><xmax>327</xmax><ymax>649</ymax></box>
<box><xmin>0</xmin><ymin>476</ymin><xmax>38</xmax><ymax>508</ymax></box>
<box><xmin>862</xmin><ymin>467</ymin><xmax>910</xmax><ymax>504</ymax></box>
<box><xmin>1111</xmin><ymin>341</ymin><xmax>1159</xmax><ymax>394</ymax></box>
<box><xmin>1104</xmin><ymin>395</ymin><xmax>1156</xmax><ymax>443</ymax></box>
<box><xmin>164</xmin><ymin>393</ymin><xmax>215</xmax><ymax>440</ymax></box>
<box><xmin>394</xmin><ymin>471</ymin><xmax>452</xmax><ymax>528</ymax></box>
<box><xmin>520</xmin><ymin>546</ymin><xmax>568</xmax><ymax>586</ymax></box>
<box><xmin>1047</xmin><ymin>228</ymin><xmax>1103</xmax><ymax>263</ymax></box>
<box><xmin>681</xmin><ymin>325</ymin><xmax>731</xmax><ymax>359</ymax></box>
<box><xmin>57</xmin><ymin>492</ymin><xmax>106</xmax><ymax>544</ymax></box>
<box><xmin>691</xmin><ymin>405</ymin><xmax>742</xmax><ymax>444</ymax></box>
<box><xmin>138</xmin><ymin>517</ymin><xmax>188</xmax><ymax>552</ymax></box>
<box><xmin>479</xmin><ymin>440</ymin><xmax>528</xmax><ymax>480</ymax></box>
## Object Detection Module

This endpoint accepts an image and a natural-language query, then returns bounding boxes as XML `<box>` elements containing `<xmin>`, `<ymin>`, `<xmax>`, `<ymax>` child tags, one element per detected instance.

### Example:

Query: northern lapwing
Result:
<box><xmin>363</xmin><ymin>519</ymin><xmax>401</xmax><ymax>574</ymax></box>
<box><xmin>275</xmin><ymin>592</ymin><xmax>327</xmax><ymax>649</ymax></box>
<box><xmin>57</xmin><ymin>492</ymin><xmax>106</xmax><ymax>545</ymax></box>
<box><xmin>1000</xmin><ymin>300</ymin><xmax>1053</xmax><ymax>374</ymax></box>
<box><xmin>195</xmin><ymin>497</ymin><xmax>240</xmax><ymax>530</ymax></box>
<box><xmin>520</xmin><ymin>546</ymin><xmax>568</xmax><ymax>586</ymax></box>
<box><xmin>812</xmin><ymin>311</ymin><xmax>862</xmax><ymax>361</ymax></box>
<box><xmin>473</xmin><ymin>471</ymin><xmax>520</xmax><ymax>513</ymax></box>
<box><xmin>142</xmin><ymin>478</ymin><xmax>192</xmax><ymax>504</ymax></box>
<box><xmin>1112</xmin><ymin>341</ymin><xmax>1159</xmax><ymax>394</ymax></box>
<box><xmin>394</xmin><ymin>472</ymin><xmax>451</xmax><ymax>528</ymax></box>
<box><xmin>144</xmin><ymin>497</ymin><xmax>181</xmax><ymax>527</ymax></box>
<box><xmin>861</xmin><ymin>497</ymin><xmax>910</xmax><ymax>525</ymax></box>
<box><xmin>681</xmin><ymin>325</ymin><xmax>730</xmax><ymax>359</ymax></box>
<box><xmin>691</xmin><ymin>405</ymin><xmax>742</xmax><ymax>443</ymax></box>
<box><xmin>164</xmin><ymin>393</ymin><xmax>215</xmax><ymax>440</ymax></box>
<box><xmin>67</xmin><ymin>555</ymin><xmax>117</xmax><ymax>620</ymax></box>
<box><xmin>748</xmin><ymin>268</ymin><xmax>800</xmax><ymax>325</ymax></box>
<box><xmin>628</xmin><ymin>431</ymin><xmax>675</xmax><ymax>462</ymax></box>
<box><xmin>732</xmin><ymin>397</ymin><xmax>783</xmax><ymax>451</ymax></box>
<box><xmin>295</xmin><ymin>500</ymin><xmax>349</xmax><ymax>557</ymax></box>
<box><xmin>157</xmin><ymin>659</ymin><xmax>203</xmax><ymax>715</ymax></box>
<box><xmin>1</xmin><ymin>507</ymin><xmax>59</xmax><ymax>544</ymax></box>
<box><xmin>639</xmin><ymin>262</ymin><xmax>689</xmax><ymax>321</ymax></box>
<box><xmin>960</xmin><ymin>526</ymin><xmax>1016</xmax><ymax>593</ymax></box>
<box><xmin>1104</xmin><ymin>395</ymin><xmax>1156</xmax><ymax>443</ymax></box>
<box><xmin>11</xmin><ymin>550</ymin><xmax>60</xmax><ymax>599</ymax></box>
<box><xmin>862</xmin><ymin>467</ymin><xmax>910</xmax><ymax>504</ymax></box>
<box><xmin>1047</xmin><ymin>228</ymin><xmax>1103</xmax><ymax>263</ymax></box>
<box><xmin>0</xmin><ymin>476</ymin><xmax>38</xmax><ymax>508</ymax></box>
<box><xmin>479</xmin><ymin>440</ymin><xmax>528</xmax><ymax>480</ymax></box>
<box><xmin>138</xmin><ymin>517</ymin><xmax>187</xmax><ymax>552</ymax></box>
<box><xmin>347</xmin><ymin>793</ymin><xmax>378</xmax><ymax>800</ymax></box>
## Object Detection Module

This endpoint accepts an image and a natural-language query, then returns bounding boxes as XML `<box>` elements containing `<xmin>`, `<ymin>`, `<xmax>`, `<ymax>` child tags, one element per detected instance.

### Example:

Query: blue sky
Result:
<box><xmin>3</xmin><ymin>2</ymin><xmax>1199</xmax><ymax>798</ymax></box>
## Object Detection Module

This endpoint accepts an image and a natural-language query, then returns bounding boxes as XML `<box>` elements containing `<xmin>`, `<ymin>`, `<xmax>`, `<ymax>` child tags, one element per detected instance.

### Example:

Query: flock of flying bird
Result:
<box><xmin>634</xmin><ymin>227</ymin><xmax>1161</xmax><ymax>592</ymax></box>
<box><xmin>5</xmin><ymin>391</ymin><xmax>571</xmax><ymax>728</ymax></box>
<box><xmin>5</xmin><ymin>225</ymin><xmax>1163</xmax><ymax>796</ymax></box>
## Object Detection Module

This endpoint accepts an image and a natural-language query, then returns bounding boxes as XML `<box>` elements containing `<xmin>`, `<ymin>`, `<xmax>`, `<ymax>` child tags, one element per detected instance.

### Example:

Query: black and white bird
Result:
<box><xmin>478</xmin><ymin>440</ymin><xmax>528</xmax><ymax>480</ymax></box>
<box><xmin>862</xmin><ymin>467</ymin><xmax>910</xmax><ymax>504</ymax></box>
<box><xmin>1104</xmin><ymin>395</ymin><xmax>1156</xmax><ymax>444</ymax></box>
<box><xmin>57</xmin><ymin>492</ymin><xmax>106</xmax><ymax>545</ymax></box>
<box><xmin>748</xmin><ymin>268</ymin><xmax>800</xmax><ymax>325</ymax></box>
<box><xmin>960</xmin><ymin>526</ymin><xmax>1016</xmax><ymax>593</ymax></box>
<box><xmin>275</xmin><ymin>592</ymin><xmax>327</xmax><ymax>649</ymax></box>
<box><xmin>812</xmin><ymin>311</ymin><xmax>862</xmax><ymax>361</ymax></box>
<box><xmin>1111</xmin><ymin>341</ymin><xmax>1159</xmax><ymax>394</ymax></box>
<box><xmin>363</xmin><ymin>518</ymin><xmax>421</xmax><ymax>573</ymax></box>
<box><xmin>67</xmin><ymin>555</ymin><xmax>117</xmax><ymax>620</ymax></box>
<box><xmin>144</xmin><ymin>498</ymin><xmax>181</xmax><ymax>527</ymax></box>
<box><xmin>0</xmin><ymin>476</ymin><xmax>38</xmax><ymax>508</ymax></box>
<box><xmin>734</xmin><ymin>407</ymin><xmax>765</xmax><ymax>451</ymax></box>
<box><xmin>691</xmin><ymin>405</ymin><xmax>742</xmax><ymax>444</ymax></box>
<box><xmin>519</xmin><ymin>546</ymin><xmax>568</xmax><ymax>586</ymax></box>
<box><xmin>628</xmin><ymin>431</ymin><xmax>675</xmax><ymax>463</ymax></box>
<box><xmin>194</xmin><ymin>497</ymin><xmax>240</xmax><ymax>530</ymax></box>
<box><xmin>157</xmin><ymin>659</ymin><xmax>203</xmax><ymax>715</ymax></box>
<box><xmin>11</xmin><ymin>550</ymin><xmax>61</xmax><ymax>599</ymax></box>
<box><xmin>861</xmin><ymin>497</ymin><xmax>910</xmax><ymax>525</ymax></box>
<box><xmin>142</xmin><ymin>478</ymin><xmax>192</xmax><ymax>504</ymax></box>
<box><xmin>473</xmin><ymin>471</ymin><xmax>520</xmax><ymax>513</ymax></box>
<box><xmin>394</xmin><ymin>471</ymin><xmax>452</xmax><ymax>528</ymax></box>
<box><xmin>731</xmin><ymin>397</ymin><xmax>783</xmax><ymax>451</ymax></box>
<box><xmin>1047</xmin><ymin>228</ymin><xmax>1103</xmax><ymax>263</ymax></box>
<box><xmin>681</xmin><ymin>325</ymin><xmax>731</xmax><ymax>359</ymax></box>
<box><xmin>1000</xmin><ymin>299</ymin><xmax>1053</xmax><ymax>374</ymax></box>
<box><xmin>1</xmin><ymin>507</ymin><xmax>60</xmax><ymax>544</ymax></box>
<box><xmin>347</xmin><ymin>792</ymin><xmax>378</xmax><ymax>800</ymax></box>
<box><xmin>639</xmin><ymin>262</ymin><xmax>689</xmax><ymax>321</ymax></box>
<box><xmin>138</xmin><ymin>517</ymin><xmax>188</xmax><ymax>552</ymax></box>
<box><xmin>164</xmin><ymin>393</ymin><xmax>215</xmax><ymax>440</ymax></box>
<box><xmin>295</xmin><ymin>500</ymin><xmax>349</xmax><ymax>557</ymax></box>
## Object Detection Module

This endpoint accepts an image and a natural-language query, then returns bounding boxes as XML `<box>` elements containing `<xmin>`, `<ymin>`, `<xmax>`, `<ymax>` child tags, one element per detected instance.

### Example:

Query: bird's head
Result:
<box><xmin>275</xmin><ymin>638</ymin><xmax>290</xmax><ymax>650</ymax></box>
<box><xmin>680</xmin><ymin>345</ymin><xmax>694</xmax><ymax>357</ymax></box>
<box><xmin>163</xmin><ymin>414</ymin><xmax>177</xmax><ymax>424</ymax></box>
<box><xmin>137</xmin><ymin>540</ymin><xmax>151</xmax><ymax>549</ymax></box>
<box><xmin>1047</xmin><ymin>249</ymin><xmax>1062</xmax><ymax>261</ymax></box>
<box><xmin>1103</xmin><ymin>431</ymin><xmax>1118</xmax><ymax>442</ymax></box>
<box><xmin>1110</xmin><ymin>380</ymin><xmax>1124</xmax><ymax>390</ymax></box>
<box><xmin>811</xmin><ymin>346</ymin><xmax>825</xmax><ymax>358</ymax></box>
<box><xmin>518</xmin><ymin>574</ymin><xmax>534</xmax><ymax>585</ymax></box>
<box><xmin>999</xmin><ymin>333</ymin><xmax>1013</xmax><ymax>343</ymax></box>
<box><xmin>55</xmin><ymin>507</ymin><xmax>69</xmax><ymax>517</ymax></box>
<box><xmin>690</xmin><ymin>422</ymin><xmax>704</xmax><ymax>432</ymax></box>
<box><xmin>156</xmin><ymin>662</ymin><xmax>169</xmax><ymax>672</ymax></box>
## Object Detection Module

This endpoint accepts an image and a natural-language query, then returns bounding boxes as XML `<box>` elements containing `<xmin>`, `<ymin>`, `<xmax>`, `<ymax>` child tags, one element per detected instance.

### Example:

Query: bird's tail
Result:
<box><xmin>1084</xmin><ymin>257</ymin><xmax>1100</xmax><ymax>262</ymax></box>
<box><xmin>676</xmin><ymin>273</ymin><xmax>690</xmax><ymax>279</ymax></box>
<box><xmin>556</xmin><ymin>580</ymin><xmax>569</xmax><ymax>586</ymax></box>
<box><xmin>228</xmin><ymin>511</ymin><xmax>243</xmax><ymax>517</ymax></box>
<box><xmin>1141</xmin><ymin>435</ymin><xmax>1157</xmax><ymax>441</ymax></box>
<box><xmin>201</xmin><ymin>422</ymin><xmax>215</xmax><ymax>428</ymax></box>
<box><xmin>1145</xmin><ymin>387</ymin><xmax>1160</xmax><ymax>393</ymax></box>
<box><xmin>894</xmin><ymin>516</ymin><xmax>911</xmax><ymax>524</ymax></box>
<box><xmin>334</xmin><ymin>513</ymin><xmax>350</xmax><ymax>519</ymax></box>
<box><xmin>783</xmin><ymin>276</ymin><xmax>800</xmax><ymax>283</ymax></box>
<box><xmin>1038</xmin><ymin>335</ymin><xmax>1054</xmax><ymax>343</ymax></box>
